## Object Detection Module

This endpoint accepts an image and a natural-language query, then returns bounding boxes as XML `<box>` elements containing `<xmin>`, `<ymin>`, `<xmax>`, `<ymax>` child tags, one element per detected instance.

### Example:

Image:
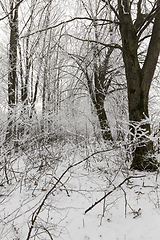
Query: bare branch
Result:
<box><xmin>102</xmin><ymin>0</ymin><xmax>121</xmax><ymax>21</ymax></box>
<box><xmin>63</xmin><ymin>34</ymin><xmax>122</xmax><ymax>50</ymax></box>
<box><xmin>137</xmin><ymin>4</ymin><xmax>160</xmax><ymax>38</ymax></box>
<box><xmin>21</xmin><ymin>17</ymin><xmax>99</xmax><ymax>38</ymax></box>
<box><xmin>85</xmin><ymin>175</ymin><xmax>146</xmax><ymax>214</ymax></box>
<box><xmin>0</xmin><ymin>0</ymin><xmax>24</xmax><ymax>21</ymax></box>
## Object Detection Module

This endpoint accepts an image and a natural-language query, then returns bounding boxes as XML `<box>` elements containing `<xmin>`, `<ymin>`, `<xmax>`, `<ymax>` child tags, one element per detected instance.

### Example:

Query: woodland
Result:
<box><xmin>1</xmin><ymin>0</ymin><xmax>160</xmax><ymax>239</ymax></box>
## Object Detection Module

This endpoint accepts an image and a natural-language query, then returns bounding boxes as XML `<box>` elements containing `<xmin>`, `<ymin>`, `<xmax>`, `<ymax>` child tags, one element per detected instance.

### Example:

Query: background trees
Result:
<box><xmin>64</xmin><ymin>0</ymin><xmax>125</xmax><ymax>141</ymax></box>
<box><xmin>1</xmin><ymin>1</ymin><xmax>160</xmax><ymax>239</ymax></box>
<box><xmin>0</xmin><ymin>0</ymin><xmax>160</xmax><ymax>170</ymax></box>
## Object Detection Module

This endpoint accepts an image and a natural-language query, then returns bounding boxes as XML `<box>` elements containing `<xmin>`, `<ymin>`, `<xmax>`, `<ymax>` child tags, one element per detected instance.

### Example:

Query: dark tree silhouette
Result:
<box><xmin>116</xmin><ymin>0</ymin><xmax>160</xmax><ymax>170</ymax></box>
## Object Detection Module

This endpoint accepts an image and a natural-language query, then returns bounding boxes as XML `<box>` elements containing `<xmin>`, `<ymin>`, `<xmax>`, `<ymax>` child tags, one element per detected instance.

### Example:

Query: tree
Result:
<box><xmin>70</xmin><ymin>41</ymin><xmax>114</xmax><ymax>141</ymax></box>
<box><xmin>87</xmin><ymin>46</ymin><xmax>114</xmax><ymax>141</ymax></box>
<box><xmin>6</xmin><ymin>0</ymin><xmax>19</xmax><ymax>142</ymax></box>
<box><xmin>112</xmin><ymin>0</ymin><xmax>160</xmax><ymax>170</ymax></box>
<box><xmin>66</xmin><ymin>0</ymin><xmax>123</xmax><ymax>141</ymax></box>
<box><xmin>69</xmin><ymin>0</ymin><xmax>160</xmax><ymax>169</ymax></box>
<box><xmin>85</xmin><ymin>16</ymin><xmax>114</xmax><ymax>141</ymax></box>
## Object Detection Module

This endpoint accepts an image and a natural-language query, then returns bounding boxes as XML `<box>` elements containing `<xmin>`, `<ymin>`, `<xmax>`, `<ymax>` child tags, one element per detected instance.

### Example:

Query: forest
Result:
<box><xmin>0</xmin><ymin>0</ymin><xmax>160</xmax><ymax>239</ymax></box>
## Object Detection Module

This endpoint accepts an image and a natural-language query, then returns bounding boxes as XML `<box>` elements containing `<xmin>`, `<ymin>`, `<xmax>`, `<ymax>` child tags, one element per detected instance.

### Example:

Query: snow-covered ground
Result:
<box><xmin>0</xmin><ymin>140</ymin><xmax>160</xmax><ymax>240</ymax></box>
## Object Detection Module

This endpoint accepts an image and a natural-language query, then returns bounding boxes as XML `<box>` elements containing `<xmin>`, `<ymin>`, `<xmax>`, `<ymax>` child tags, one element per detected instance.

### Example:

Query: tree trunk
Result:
<box><xmin>95</xmin><ymin>101</ymin><xmax>112</xmax><ymax>141</ymax></box>
<box><xmin>128</xmin><ymin>85</ymin><xmax>156</xmax><ymax>170</ymax></box>
<box><xmin>86</xmin><ymin>69</ymin><xmax>113</xmax><ymax>141</ymax></box>
<box><xmin>94</xmin><ymin>71</ymin><xmax>112</xmax><ymax>141</ymax></box>
<box><xmin>118</xmin><ymin>0</ymin><xmax>160</xmax><ymax>171</ymax></box>
<box><xmin>85</xmin><ymin>46</ymin><xmax>113</xmax><ymax>141</ymax></box>
<box><xmin>6</xmin><ymin>0</ymin><xmax>19</xmax><ymax>142</ymax></box>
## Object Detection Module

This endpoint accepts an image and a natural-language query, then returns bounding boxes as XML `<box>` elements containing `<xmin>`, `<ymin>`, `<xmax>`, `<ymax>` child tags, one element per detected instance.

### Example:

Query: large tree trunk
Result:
<box><xmin>118</xmin><ymin>0</ymin><xmax>160</xmax><ymax>171</ymax></box>
<box><xmin>128</xmin><ymin>83</ymin><xmax>155</xmax><ymax>170</ymax></box>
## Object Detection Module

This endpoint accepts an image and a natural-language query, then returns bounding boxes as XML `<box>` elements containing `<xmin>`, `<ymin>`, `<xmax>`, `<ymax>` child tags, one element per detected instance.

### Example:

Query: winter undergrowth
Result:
<box><xmin>0</xmin><ymin>125</ymin><xmax>160</xmax><ymax>240</ymax></box>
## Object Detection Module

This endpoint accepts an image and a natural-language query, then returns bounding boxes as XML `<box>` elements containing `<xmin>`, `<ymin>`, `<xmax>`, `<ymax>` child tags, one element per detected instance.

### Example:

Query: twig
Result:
<box><xmin>52</xmin><ymin>176</ymin><xmax>70</xmax><ymax>197</ymax></box>
<box><xmin>42</xmin><ymin>226</ymin><xmax>54</xmax><ymax>240</ymax></box>
<box><xmin>99</xmin><ymin>191</ymin><xmax>106</xmax><ymax>226</ymax></box>
<box><xmin>120</xmin><ymin>187</ymin><xmax>127</xmax><ymax>218</ymax></box>
<box><xmin>85</xmin><ymin>175</ymin><xmax>146</xmax><ymax>214</ymax></box>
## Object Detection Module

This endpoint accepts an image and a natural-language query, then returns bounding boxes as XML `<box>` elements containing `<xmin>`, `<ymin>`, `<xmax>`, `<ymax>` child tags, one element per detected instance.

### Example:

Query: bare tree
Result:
<box><xmin>103</xmin><ymin>0</ymin><xmax>160</xmax><ymax>170</ymax></box>
<box><xmin>65</xmin><ymin>0</ymin><xmax>123</xmax><ymax>141</ymax></box>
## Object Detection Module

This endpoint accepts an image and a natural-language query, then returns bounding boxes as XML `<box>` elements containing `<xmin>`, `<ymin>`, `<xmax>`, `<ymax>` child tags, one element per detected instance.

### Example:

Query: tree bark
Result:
<box><xmin>94</xmin><ymin>71</ymin><xmax>113</xmax><ymax>141</ymax></box>
<box><xmin>86</xmin><ymin>67</ymin><xmax>113</xmax><ymax>141</ymax></box>
<box><xmin>6</xmin><ymin>0</ymin><xmax>19</xmax><ymax>142</ymax></box>
<box><xmin>95</xmin><ymin>100</ymin><xmax>112</xmax><ymax>141</ymax></box>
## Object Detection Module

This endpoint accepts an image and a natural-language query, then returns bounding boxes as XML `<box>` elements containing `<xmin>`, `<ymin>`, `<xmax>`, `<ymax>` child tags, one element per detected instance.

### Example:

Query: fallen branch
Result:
<box><xmin>85</xmin><ymin>175</ymin><xmax>146</xmax><ymax>214</ymax></box>
<box><xmin>26</xmin><ymin>147</ymin><xmax>116</xmax><ymax>240</ymax></box>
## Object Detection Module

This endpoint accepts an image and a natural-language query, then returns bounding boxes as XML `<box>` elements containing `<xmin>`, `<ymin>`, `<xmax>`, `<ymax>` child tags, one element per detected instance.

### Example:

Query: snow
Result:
<box><xmin>0</xmin><ymin>141</ymin><xmax>160</xmax><ymax>240</ymax></box>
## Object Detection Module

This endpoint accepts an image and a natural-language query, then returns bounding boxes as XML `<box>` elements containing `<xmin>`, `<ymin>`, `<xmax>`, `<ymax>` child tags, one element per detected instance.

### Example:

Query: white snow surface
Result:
<box><xmin>0</xmin><ymin>142</ymin><xmax>160</xmax><ymax>240</ymax></box>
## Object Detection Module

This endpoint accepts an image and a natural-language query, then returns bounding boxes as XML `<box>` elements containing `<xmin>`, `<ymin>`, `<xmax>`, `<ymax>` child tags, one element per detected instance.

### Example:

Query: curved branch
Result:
<box><xmin>21</xmin><ymin>17</ymin><xmax>102</xmax><ymax>38</ymax></box>
<box><xmin>26</xmin><ymin>148</ymin><xmax>118</xmax><ymax>240</ymax></box>
<box><xmin>63</xmin><ymin>34</ymin><xmax>122</xmax><ymax>50</ymax></box>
